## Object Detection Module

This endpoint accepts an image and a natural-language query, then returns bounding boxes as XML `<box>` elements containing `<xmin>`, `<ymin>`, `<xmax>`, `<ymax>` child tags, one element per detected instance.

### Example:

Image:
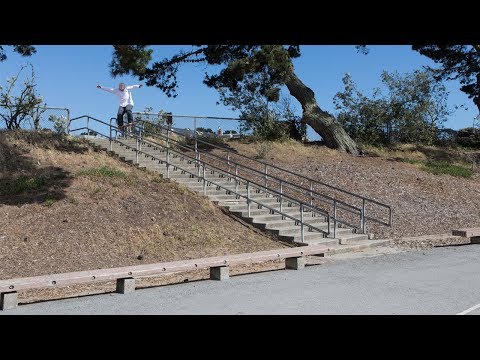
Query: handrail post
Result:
<box><xmin>203</xmin><ymin>163</ymin><xmax>207</xmax><ymax>196</ymax></box>
<box><xmin>139</xmin><ymin>130</ymin><xmax>142</xmax><ymax>153</ymax></box>
<box><xmin>310</xmin><ymin>181</ymin><xmax>313</xmax><ymax>207</ymax></box>
<box><xmin>361</xmin><ymin>199</ymin><xmax>366</xmax><ymax>234</ymax></box>
<box><xmin>300</xmin><ymin>203</ymin><xmax>305</xmax><ymax>243</ymax></box>
<box><xmin>166</xmin><ymin>146</ymin><xmax>170</xmax><ymax>179</ymax></box>
<box><xmin>333</xmin><ymin>200</ymin><xmax>337</xmax><ymax>239</ymax></box>
<box><xmin>227</xmin><ymin>152</ymin><xmax>231</xmax><ymax>177</ymax></box>
<box><xmin>86</xmin><ymin>116</ymin><xmax>90</xmax><ymax>135</ymax></box>
<box><xmin>264</xmin><ymin>164</ymin><xmax>268</xmax><ymax>190</ymax></box>
<box><xmin>247</xmin><ymin>181</ymin><xmax>251</xmax><ymax>218</ymax></box>
<box><xmin>235</xmin><ymin>164</ymin><xmax>238</xmax><ymax>195</ymax></box>
<box><xmin>109</xmin><ymin>118</ymin><xmax>113</xmax><ymax>152</ymax></box>
<box><xmin>198</xmin><ymin>152</ymin><xmax>201</xmax><ymax>177</ymax></box>
<box><xmin>327</xmin><ymin>213</ymin><xmax>330</xmax><ymax>236</ymax></box>
<box><xmin>135</xmin><ymin>136</ymin><xmax>139</xmax><ymax>164</ymax></box>
<box><xmin>194</xmin><ymin>116</ymin><xmax>198</xmax><ymax>164</ymax></box>
<box><xmin>280</xmin><ymin>180</ymin><xmax>283</xmax><ymax>213</ymax></box>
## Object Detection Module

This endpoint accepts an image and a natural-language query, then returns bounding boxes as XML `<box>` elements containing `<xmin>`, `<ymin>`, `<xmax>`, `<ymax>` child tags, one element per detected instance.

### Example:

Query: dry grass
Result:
<box><xmin>0</xmin><ymin>130</ymin><xmax>287</xmax><ymax>280</ymax></box>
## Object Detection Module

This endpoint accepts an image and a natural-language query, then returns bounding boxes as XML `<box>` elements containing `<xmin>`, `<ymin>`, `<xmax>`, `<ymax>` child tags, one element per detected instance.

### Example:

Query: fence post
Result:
<box><xmin>66</xmin><ymin>108</ymin><xmax>71</xmax><ymax>134</ymax></box>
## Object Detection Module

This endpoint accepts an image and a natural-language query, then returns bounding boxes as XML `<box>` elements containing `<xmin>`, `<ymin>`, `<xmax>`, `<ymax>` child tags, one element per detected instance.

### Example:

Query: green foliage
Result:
<box><xmin>0</xmin><ymin>175</ymin><xmax>46</xmax><ymax>195</ymax></box>
<box><xmin>412</xmin><ymin>45</ymin><xmax>480</xmax><ymax>112</ymax></box>
<box><xmin>134</xmin><ymin>106</ymin><xmax>169</xmax><ymax>135</ymax></box>
<box><xmin>254</xmin><ymin>141</ymin><xmax>274</xmax><ymax>159</ymax></box>
<box><xmin>0</xmin><ymin>45</ymin><xmax>36</xmax><ymax>62</ymax></box>
<box><xmin>43</xmin><ymin>194</ymin><xmax>58</xmax><ymax>206</ymax></box>
<box><xmin>48</xmin><ymin>114</ymin><xmax>68</xmax><ymax>134</ymax></box>
<box><xmin>334</xmin><ymin>70</ymin><xmax>452</xmax><ymax>145</ymax></box>
<box><xmin>77</xmin><ymin>166</ymin><xmax>126</xmax><ymax>178</ymax></box>
<box><xmin>455</xmin><ymin>127</ymin><xmax>480</xmax><ymax>148</ymax></box>
<box><xmin>109</xmin><ymin>45</ymin><xmax>152</xmax><ymax>78</ymax></box>
<box><xmin>109</xmin><ymin>45</ymin><xmax>300</xmax><ymax>101</ymax></box>
<box><xmin>0</xmin><ymin>64</ymin><xmax>46</xmax><ymax>129</ymax></box>
<box><xmin>422</xmin><ymin>160</ymin><xmax>473</xmax><ymax>178</ymax></box>
<box><xmin>197</xmin><ymin>127</ymin><xmax>214</xmax><ymax>134</ymax></box>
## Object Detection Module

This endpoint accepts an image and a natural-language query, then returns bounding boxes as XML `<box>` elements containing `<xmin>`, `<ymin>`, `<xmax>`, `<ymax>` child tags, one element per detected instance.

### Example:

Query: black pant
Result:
<box><xmin>117</xmin><ymin>105</ymin><xmax>133</xmax><ymax>127</ymax></box>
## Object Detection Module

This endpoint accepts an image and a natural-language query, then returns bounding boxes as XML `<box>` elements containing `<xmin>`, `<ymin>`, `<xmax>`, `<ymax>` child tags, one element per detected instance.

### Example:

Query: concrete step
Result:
<box><xmin>295</xmin><ymin>237</ymin><xmax>341</xmax><ymax>246</ymax></box>
<box><xmin>88</xmin><ymin>138</ymin><xmax>377</xmax><ymax>247</ymax></box>
<box><xmin>216</xmin><ymin>197</ymin><xmax>279</xmax><ymax>207</ymax></box>
<box><xmin>230</xmin><ymin>206</ymin><xmax>302</xmax><ymax>218</ymax></box>
<box><xmin>278</xmin><ymin>226</ymin><xmax>352</xmax><ymax>237</ymax></box>
<box><xmin>278</xmin><ymin>232</ymin><xmax>334</xmax><ymax>244</ymax></box>
<box><xmin>335</xmin><ymin>233</ymin><xmax>370</xmax><ymax>244</ymax></box>
<box><xmin>262</xmin><ymin>217</ymin><xmax>329</xmax><ymax>229</ymax></box>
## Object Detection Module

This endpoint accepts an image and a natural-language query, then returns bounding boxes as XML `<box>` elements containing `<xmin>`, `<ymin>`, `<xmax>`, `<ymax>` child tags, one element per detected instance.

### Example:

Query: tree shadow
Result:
<box><xmin>0</xmin><ymin>130</ymin><xmax>88</xmax><ymax>206</ymax></box>
<box><xmin>413</xmin><ymin>145</ymin><xmax>460</xmax><ymax>162</ymax></box>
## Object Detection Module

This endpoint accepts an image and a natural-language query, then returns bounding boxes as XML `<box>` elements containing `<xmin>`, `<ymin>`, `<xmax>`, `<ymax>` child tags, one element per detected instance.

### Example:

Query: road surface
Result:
<box><xmin>3</xmin><ymin>245</ymin><xmax>480</xmax><ymax>314</ymax></box>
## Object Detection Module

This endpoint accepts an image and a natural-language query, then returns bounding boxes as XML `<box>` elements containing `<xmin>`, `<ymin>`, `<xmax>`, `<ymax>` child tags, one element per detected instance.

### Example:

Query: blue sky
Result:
<box><xmin>0</xmin><ymin>45</ymin><xmax>477</xmax><ymax>139</ymax></box>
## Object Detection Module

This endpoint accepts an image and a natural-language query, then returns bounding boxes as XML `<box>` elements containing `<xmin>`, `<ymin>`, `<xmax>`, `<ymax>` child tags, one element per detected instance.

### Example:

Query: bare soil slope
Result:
<box><xmin>210</xmin><ymin>140</ymin><xmax>480</xmax><ymax>239</ymax></box>
<box><xmin>0</xmin><ymin>131</ymin><xmax>286</xmax><ymax>280</ymax></box>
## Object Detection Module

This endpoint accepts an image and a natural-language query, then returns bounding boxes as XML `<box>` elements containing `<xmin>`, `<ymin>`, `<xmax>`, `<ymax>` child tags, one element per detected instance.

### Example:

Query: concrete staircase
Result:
<box><xmin>90</xmin><ymin>137</ymin><xmax>373</xmax><ymax>247</ymax></box>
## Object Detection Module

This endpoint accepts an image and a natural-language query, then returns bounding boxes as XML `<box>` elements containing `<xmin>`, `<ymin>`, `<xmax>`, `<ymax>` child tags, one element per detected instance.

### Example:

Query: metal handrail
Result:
<box><xmin>125</xmin><ymin>132</ymin><xmax>332</xmax><ymax>224</ymax></box>
<box><xmin>133</xmin><ymin>122</ymin><xmax>362</xmax><ymax>213</ymax></box>
<box><xmin>68</xmin><ymin>116</ymin><xmax>332</xmax><ymax>241</ymax></box>
<box><xmin>131</xmin><ymin>120</ymin><xmax>370</xmax><ymax>231</ymax></box>
<box><xmin>133</xmin><ymin>117</ymin><xmax>392</xmax><ymax>230</ymax></box>
<box><xmin>122</xmin><ymin>129</ymin><xmax>357</xmax><ymax>234</ymax></box>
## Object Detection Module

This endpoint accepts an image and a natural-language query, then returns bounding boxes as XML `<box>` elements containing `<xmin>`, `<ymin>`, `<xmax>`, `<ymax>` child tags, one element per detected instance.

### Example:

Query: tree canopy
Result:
<box><xmin>334</xmin><ymin>70</ymin><xmax>452</xmax><ymax>145</ymax></box>
<box><xmin>0</xmin><ymin>45</ymin><xmax>36</xmax><ymax>62</ymax></box>
<box><xmin>412</xmin><ymin>45</ymin><xmax>480</xmax><ymax>112</ymax></box>
<box><xmin>109</xmin><ymin>45</ymin><xmax>359</xmax><ymax>154</ymax></box>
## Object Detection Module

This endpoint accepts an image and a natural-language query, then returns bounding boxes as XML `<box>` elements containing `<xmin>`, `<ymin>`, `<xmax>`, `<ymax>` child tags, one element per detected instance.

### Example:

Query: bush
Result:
<box><xmin>455</xmin><ymin>127</ymin><xmax>480</xmax><ymax>148</ymax></box>
<box><xmin>254</xmin><ymin>141</ymin><xmax>273</xmax><ymax>159</ymax></box>
<box><xmin>422</xmin><ymin>160</ymin><xmax>473</xmax><ymax>178</ymax></box>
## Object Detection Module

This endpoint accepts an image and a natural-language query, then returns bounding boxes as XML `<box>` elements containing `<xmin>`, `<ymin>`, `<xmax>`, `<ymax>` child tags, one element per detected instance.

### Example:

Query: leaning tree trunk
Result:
<box><xmin>284</xmin><ymin>69</ymin><xmax>358</xmax><ymax>155</ymax></box>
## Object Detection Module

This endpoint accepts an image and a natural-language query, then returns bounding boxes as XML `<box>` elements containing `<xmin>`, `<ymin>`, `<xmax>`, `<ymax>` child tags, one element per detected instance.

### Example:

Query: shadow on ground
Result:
<box><xmin>0</xmin><ymin>130</ymin><xmax>90</xmax><ymax>205</ymax></box>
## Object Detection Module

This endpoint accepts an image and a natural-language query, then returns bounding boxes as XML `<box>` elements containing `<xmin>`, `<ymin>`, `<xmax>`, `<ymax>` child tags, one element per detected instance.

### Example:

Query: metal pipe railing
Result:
<box><xmin>69</xmin><ymin>114</ymin><xmax>392</xmax><ymax>237</ymax></box>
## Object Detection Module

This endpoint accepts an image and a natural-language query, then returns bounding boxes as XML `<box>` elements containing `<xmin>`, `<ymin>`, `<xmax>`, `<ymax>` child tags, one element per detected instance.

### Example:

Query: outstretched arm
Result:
<box><xmin>96</xmin><ymin>85</ymin><xmax>115</xmax><ymax>93</ymax></box>
<box><xmin>126</xmin><ymin>84</ymin><xmax>143</xmax><ymax>90</ymax></box>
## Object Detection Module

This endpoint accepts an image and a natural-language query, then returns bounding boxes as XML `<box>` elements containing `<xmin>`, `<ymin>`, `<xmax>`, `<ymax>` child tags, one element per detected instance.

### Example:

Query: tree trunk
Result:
<box><xmin>284</xmin><ymin>68</ymin><xmax>359</xmax><ymax>154</ymax></box>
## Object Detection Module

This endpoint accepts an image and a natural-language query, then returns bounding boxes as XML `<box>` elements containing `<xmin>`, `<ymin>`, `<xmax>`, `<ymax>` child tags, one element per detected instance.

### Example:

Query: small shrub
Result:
<box><xmin>0</xmin><ymin>175</ymin><xmax>47</xmax><ymax>195</ymax></box>
<box><xmin>254</xmin><ymin>142</ymin><xmax>273</xmax><ymax>159</ymax></box>
<box><xmin>422</xmin><ymin>160</ymin><xmax>473</xmax><ymax>178</ymax></box>
<box><xmin>43</xmin><ymin>194</ymin><xmax>58</xmax><ymax>206</ymax></box>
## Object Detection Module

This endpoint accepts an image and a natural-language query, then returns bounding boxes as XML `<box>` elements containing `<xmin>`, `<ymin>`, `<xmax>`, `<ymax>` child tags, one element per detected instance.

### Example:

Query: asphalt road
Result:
<box><xmin>3</xmin><ymin>245</ymin><xmax>480</xmax><ymax>315</ymax></box>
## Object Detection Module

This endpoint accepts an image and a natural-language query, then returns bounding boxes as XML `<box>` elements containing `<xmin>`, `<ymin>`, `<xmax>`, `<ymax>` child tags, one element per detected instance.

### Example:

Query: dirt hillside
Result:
<box><xmin>0</xmin><ymin>131</ymin><xmax>287</xmax><ymax>280</ymax></box>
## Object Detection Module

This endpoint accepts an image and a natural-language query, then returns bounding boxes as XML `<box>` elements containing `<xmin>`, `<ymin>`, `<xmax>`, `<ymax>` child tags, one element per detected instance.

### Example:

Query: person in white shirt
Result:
<box><xmin>96</xmin><ymin>83</ymin><xmax>143</xmax><ymax>130</ymax></box>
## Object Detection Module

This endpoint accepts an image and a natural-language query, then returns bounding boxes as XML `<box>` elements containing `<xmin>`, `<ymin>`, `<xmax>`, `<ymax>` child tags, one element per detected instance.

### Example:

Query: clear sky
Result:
<box><xmin>0</xmin><ymin>45</ymin><xmax>477</xmax><ymax>139</ymax></box>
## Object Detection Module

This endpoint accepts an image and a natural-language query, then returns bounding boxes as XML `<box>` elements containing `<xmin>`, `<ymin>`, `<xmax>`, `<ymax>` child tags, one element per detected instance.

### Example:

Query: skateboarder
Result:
<box><xmin>96</xmin><ymin>83</ymin><xmax>143</xmax><ymax>132</ymax></box>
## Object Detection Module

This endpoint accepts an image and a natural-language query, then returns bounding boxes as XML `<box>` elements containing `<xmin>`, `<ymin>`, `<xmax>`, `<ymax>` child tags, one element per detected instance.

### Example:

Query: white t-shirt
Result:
<box><xmin>99</xmin><ymin>85</ymin><xmax>141</xmax><ymax>107</ymax></box>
